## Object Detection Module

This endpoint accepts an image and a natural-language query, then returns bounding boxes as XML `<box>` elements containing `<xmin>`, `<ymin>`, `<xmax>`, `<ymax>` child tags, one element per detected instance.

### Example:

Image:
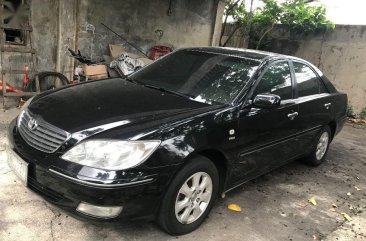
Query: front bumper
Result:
<box><xmin>6</xmin><ymin>118</ymin><xmax>179</xmax><ymax>222</ymax></box>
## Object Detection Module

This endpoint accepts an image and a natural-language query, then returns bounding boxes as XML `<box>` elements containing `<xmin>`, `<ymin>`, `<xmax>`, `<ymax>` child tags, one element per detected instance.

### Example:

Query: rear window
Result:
<box><xmin>293</xmin><ymin>62</ymin><xmax>327</xmax><ymax>97</ymax></box>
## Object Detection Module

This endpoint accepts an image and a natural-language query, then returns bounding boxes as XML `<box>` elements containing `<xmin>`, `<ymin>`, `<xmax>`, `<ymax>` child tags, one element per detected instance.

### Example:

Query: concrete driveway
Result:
<box><xmin>0</xmin><ymin>108</ymin><xmax>365</xmax><ymax>241</ymax></box>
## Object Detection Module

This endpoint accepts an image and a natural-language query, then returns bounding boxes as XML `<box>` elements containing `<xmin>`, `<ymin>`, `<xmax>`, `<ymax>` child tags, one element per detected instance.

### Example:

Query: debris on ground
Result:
<box><xmin>348</xmin><ymin>118</ymin><xmax>366</xmax><ymax>124</ymax></box>
<box><xmin>354</xmin><ymin>186</ymin><xmax>361</xmax><ymax>191</ymax></box>
<box><xmin>347</xmin><ymin>192</ymin><xmax>352</xmax><ymax>196</ymax></box>
<box><xmin>110</xmin><ymin>53</ymin><xmax>145</xmax><ymax>76</ymax></box>
<box><xmin>348</xmin><ymin>118</ymin><xmax>366</xmax><ymax>129</ymax></box>
<box><xmin>227</xmin><ymin>203</ymin><xmax>242</xmax><ymax>212</ymax></box>
<box><xmin>82</xmin><ymin>64</ymin><xmax>108</xmax><ymax>80</ymax></box>
<box><xmin>340</xmin><ymin>212</ymin><xmax>352</xmax><ymax>222</ymax></box>
<box><xmin>109</xmin><ymin>44</ymin><xmax>153</xmax><ymax>65</ymax></box>
<box><xmin>108</xmin><ymin>44</ymin><xmax>153</xmax><ymax>76</ymax></box>
<box><xmin>308</xmin><ymin>197</ymin><xmax>317</xmax><ymax>205</ymax></box>
<box><xmin>296</xmin><ymin>202</ymin><xmax>308</xmax><ymax>208</ymax></box>
<box><xmin>68</xmin><ymin>48</ymin><xmax>104</xmax><ymax>65</ymax></box>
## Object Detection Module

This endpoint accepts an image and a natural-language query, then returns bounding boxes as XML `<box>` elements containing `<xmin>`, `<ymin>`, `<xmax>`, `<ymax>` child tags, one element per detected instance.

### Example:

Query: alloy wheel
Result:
<box><xmin>316</xmin><ymin>132</ymin><xmax>329</xmax><ymax>160</ymax></box>
<box><xmin>174</xmin><ymin>172</ymin><xmax>213</xmax><ymax>224</ymax></box>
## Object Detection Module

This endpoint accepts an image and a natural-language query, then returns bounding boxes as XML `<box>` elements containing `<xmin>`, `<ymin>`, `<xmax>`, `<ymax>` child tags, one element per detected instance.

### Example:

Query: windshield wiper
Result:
<box><xmin>124</xmin><ymin>77</ymin><xmax>142</xmax><ymax>85</ymax></box>
<box><xmin>142</xmin><ymin>84</ymin><xmax>192</xmax><ymax>99</ymax></box>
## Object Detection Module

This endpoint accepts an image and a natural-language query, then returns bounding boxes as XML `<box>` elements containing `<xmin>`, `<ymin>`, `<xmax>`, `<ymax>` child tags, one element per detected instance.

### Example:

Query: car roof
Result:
<box><xmin>185</xmin><ymin>47</ymin><xmax>286</xmax><ymax>62</ymax></box>
<box><xmin>184</xmin><ymin>47</ymin><xmax>322</xmax><ymax>74</ymax></box>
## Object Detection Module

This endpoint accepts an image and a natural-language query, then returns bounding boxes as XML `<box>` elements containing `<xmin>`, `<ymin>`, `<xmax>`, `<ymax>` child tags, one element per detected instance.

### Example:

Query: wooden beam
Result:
<box><xmin>1</xmin><ymin>47</ymin><xmax>36</xmax><ymax>53</ymax></box>
<box><xmin>2</xmin><ymin>69</ymin><xmax>37</xmax><ymax>74</ymax></box>
<box><xmin>4</xmin><ymin>92</ymin><xmax>38</xmax><ymax>97</ymax></box>
<box><xmin>0</xmin><ymin>24</ymin><xmax>33</xmax><ymax>31</ymax></box>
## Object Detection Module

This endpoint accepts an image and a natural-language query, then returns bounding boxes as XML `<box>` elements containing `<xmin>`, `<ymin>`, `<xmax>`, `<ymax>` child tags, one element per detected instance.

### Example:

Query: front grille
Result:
<box><xmin>18</xmin><ymin>110</ymin><xmax>70</xmax><ymax>153</ymax></box>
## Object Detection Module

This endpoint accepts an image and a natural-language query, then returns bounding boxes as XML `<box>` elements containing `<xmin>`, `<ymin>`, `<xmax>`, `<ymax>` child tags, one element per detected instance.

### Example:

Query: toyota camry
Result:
<box><xmin>6</xmin><ymin>47</ymin><xmax>347</xmax><ymax>235</ymax></box>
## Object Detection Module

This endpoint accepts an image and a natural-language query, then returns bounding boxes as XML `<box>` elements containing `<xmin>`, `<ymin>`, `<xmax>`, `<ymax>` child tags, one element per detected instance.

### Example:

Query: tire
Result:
<box><xmin>303</xmin><ymin>125</ymin><xmax>332</xmax><ymax>166</ymax></box>
<box><xmin>157</xmin><ymin>156</ymin><xmax>219</xmax><ymax>235</ymax></box>
<box><xmin>26</xmin><ymin>72</ymin><xmax>70</xmax><ymax>92</ymax></box>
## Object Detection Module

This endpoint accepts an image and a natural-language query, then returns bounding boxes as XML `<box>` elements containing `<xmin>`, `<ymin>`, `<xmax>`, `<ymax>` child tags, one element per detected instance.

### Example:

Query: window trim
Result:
<box><xmin>291</xmin><ymin>60</ymin><xmax>329</xmax><ymax>99</ymax></box>
<box><xmin>249</xmin><ymin>60</ymin><xmax>295</xmax><ymax>101</ymax></box>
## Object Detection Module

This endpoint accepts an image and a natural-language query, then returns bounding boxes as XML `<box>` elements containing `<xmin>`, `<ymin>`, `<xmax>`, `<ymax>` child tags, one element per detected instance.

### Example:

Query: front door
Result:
<box><xmin>231</xmin><ymin>61</ymin><xmax>300</xmax><ymax>185</ymax></box>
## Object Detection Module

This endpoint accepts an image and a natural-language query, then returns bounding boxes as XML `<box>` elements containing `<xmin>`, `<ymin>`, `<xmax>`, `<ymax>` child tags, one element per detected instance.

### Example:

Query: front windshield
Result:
<box><xmin>129</xmin><ymin>50</ymin><xmax>260</xmax><ymax>105</ymax></box>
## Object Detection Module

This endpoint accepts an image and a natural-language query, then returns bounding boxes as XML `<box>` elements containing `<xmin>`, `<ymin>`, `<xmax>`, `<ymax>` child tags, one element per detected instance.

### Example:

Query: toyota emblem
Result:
<box><xmin>28</xmin><ymin>118</ymin><xmax>38</xmax><ymax>131</ymax></box>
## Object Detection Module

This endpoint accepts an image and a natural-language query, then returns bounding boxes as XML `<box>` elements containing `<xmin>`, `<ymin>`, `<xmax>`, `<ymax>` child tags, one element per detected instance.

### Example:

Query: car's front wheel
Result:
<box><xmin>158</xmin><ymin>156</ymin><xmax>219</xmax><ymax>235</ymax></box>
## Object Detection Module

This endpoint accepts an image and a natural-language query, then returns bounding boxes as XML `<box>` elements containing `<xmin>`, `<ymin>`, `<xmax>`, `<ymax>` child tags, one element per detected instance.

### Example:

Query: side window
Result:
<box><xmin>319</xmin><ymin>79</ymin><xmax>328</xmax><ymax>93</ymax></box>
<box><xmin>293</xmin><ymin>62</ymin><xmax>326</xmax><ymax>97</ymax></box>
<box><xmin>253</xmin><ymin>62</ymin><xmax>292</xmax><ymax>100</ymax></box>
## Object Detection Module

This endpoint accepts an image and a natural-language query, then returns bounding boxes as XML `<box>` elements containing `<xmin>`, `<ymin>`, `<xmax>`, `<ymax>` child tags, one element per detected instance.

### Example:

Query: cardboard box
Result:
<box><xmin>109</xmin><ymin>44</ymin><xmax>149</xmax><ymax>60</ymax></box>
<box><xmin>88</xmin><ymin>74</ymin><xmax>108</xmax><ymax>80</ymax></box>
<box><xmin>139</xmin><ymin>57</ymin><xmax>154</xmax><ymax>65</ymax></box>
<box><xmin>109</xmin><ymin>44</ymin><xmax>125</xmax><ymax>59</ymax></box>
<box><xmin>83</xmin><ymin>64</ymin><xmax>107</xmax><ymax>76</ymax></box>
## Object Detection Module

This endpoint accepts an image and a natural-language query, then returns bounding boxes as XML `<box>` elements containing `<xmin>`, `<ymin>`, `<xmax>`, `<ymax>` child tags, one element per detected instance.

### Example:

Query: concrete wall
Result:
<box><xmin>31</xmin><ymin>0</ymin><xmax>58</xmax><ymax>72</ymax></box>
<box><xmin>30</xmin><ymin>0</ymin><xmax>220</xmax><ymax>79</ymax></box>
<box><xmin>31</xmin><ymin>0</ymin><xmax>78</xmax><ymax>81</ymax></box>
<box><xmin>222</xmin><ymin>24</ymin><xmax>366</xmax><ymax>114</ymax></box>
<box><xmin>219</xmin><ymin>24</ymin><xmax>249</xmax><ymax>48</ymax></box>
<box><xmin>76</xmin><ymin>0</ymin><xmax>219</xmax><ymax>59</ymax></box>
<box><xmin>270</xmin><ymin>25</ymin><xmax>366</xmax><ymax>114</ymax></box>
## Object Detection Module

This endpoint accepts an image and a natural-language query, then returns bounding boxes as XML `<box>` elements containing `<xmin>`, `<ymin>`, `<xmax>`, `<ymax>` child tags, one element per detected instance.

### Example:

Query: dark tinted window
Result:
<box><xmin>294</xmin><ymin>62</ymin><xmax>325</xmax><ymax>97</ymax></box>
<box><xmin>253</xmin><ymin>61</ymin><xmax>292</xmax><ymax>100</ymax></box>
<box><xmin>129</xmin><ymin>50</ymin><xmax>260</xmax><ymax>105</ymax></box>
<box><xmin>319</xmin><ymin>78</ymin><xmax>328</xmax><ymax>93</ymax></box>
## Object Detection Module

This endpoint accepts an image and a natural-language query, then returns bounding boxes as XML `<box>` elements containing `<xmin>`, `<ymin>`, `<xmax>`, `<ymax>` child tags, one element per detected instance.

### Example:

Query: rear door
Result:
<box><xmin>291</xmin><ymin>61</ymin><xmax>333</xmax><ymax>154</ymax></box>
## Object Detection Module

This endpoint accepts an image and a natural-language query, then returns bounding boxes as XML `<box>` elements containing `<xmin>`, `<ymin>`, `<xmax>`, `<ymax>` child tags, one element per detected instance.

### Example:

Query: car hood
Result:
<box><xmin>28</xmin><ymin>78</ymin><xmax>215</xmax><ymax>134</ymax></box>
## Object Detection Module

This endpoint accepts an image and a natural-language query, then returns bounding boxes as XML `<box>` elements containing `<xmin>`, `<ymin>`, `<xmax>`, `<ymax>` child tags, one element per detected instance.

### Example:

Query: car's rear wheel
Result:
<box><xmin>158</xmin><ymin>156</ymin><xmax>219</xmax><ymax>235</ymax></box>
<box><xmin>303</xmin><ymin>125</ymin><xmax>331</xmax><ymax>166</ymax></box>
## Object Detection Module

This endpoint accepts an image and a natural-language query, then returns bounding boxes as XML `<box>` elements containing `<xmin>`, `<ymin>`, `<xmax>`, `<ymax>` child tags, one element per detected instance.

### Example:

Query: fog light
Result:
<box><xmin>76</xmin><ymin>202</ymin><xmax>123</xmax><ymax>218</ymax></box>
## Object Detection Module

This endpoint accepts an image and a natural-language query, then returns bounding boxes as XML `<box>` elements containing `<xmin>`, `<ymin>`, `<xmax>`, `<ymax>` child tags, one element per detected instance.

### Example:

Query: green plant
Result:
<box><xmin>220</xmin><ymin>0</ymin><xmax>253</xmax><ymax>47</ymax></box>
<box><xmin>251</xmin><ymin>0</ymin><xmax>283</xmax><ymax>49</ymax></box>
<box><xmin>281</xmin><ymin>0</ymin><xmax>335</xmax><ymax>34</ymax></box>
<box><xmin>360</xmin><ymin>107</ymin><xmax>366</xmax><ymax>119</ymax></box>
<box><xmin>347</xmin><ymin>104</ymin><xmax>355</xmax><ymax>118</ymax></box>
<box><xmin>220</xmin><ymin>0</ymin><xmax>334</xmax><ymax>50</ymax></box>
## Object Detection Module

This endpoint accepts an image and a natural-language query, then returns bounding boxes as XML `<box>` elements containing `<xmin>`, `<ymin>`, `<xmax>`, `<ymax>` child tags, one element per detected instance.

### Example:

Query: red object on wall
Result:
<box><xmin>149</xmin><ymin>45</ymin><xmax>173</xmax><ymax>60</ymax></box>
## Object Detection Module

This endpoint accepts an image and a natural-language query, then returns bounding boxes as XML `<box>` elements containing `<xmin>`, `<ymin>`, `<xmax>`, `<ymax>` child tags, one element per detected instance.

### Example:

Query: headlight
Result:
<box><xmin>61</xmin><ymin>140</ymin><xmax>161</xmax><ymax>170</ymax></box>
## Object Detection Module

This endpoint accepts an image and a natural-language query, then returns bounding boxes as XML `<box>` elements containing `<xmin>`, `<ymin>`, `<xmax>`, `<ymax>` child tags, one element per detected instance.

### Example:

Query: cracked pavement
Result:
<box><xmin>0</xmin><ymin>108</ymin><xmax>365</xmax><ymax>241</ymax></box>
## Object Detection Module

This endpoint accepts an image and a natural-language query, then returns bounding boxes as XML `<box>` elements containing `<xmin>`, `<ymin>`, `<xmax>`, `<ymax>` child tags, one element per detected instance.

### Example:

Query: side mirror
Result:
<box><xmin>253</xmin><ymin>93</ymin><xmax>281</xmax><ymax>109</ymax></box>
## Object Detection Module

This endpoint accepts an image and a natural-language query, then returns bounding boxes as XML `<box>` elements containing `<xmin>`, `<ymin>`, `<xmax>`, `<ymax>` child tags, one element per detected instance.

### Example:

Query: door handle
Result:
<box><xmin>324</xmin><ymin>103</ymin><xmax>331</xmax><ymax>109</ymax></box>
<box><xmin>287</xmin><ymin>112</ymin><xmax>298</xmax><ymax>120</ymax></box>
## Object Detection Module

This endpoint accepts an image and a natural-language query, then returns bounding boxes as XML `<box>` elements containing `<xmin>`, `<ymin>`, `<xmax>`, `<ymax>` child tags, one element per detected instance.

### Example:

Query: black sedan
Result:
<box><xmin>6</xmin><ymin>47</ymin><xmax>347</xmax><ymax>235</ymax></box>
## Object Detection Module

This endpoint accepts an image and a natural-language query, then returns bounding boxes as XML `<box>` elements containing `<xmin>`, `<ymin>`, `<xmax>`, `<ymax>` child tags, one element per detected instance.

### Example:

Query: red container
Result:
<box><xmin>149</xmin><ymin>45</ymin><xmax>173</xmax><ymax>60</ymax></box>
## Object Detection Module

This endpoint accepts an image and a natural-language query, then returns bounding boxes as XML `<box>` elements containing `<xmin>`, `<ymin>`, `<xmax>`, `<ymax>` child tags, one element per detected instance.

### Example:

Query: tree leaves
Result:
<box><xmin>222</xmin><ymin>0</ymin><xmax>335</xmax><ymax>49</ymax></box>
